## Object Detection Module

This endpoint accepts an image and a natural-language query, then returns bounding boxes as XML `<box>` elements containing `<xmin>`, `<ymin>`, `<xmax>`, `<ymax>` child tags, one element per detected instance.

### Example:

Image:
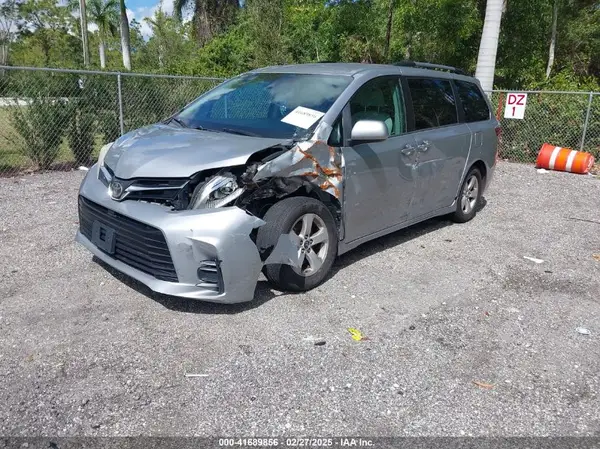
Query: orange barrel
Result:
<box><xmin>536</xmin><ymin>143</ymin><xmax>595</xmax><ymax>174</ymax></box>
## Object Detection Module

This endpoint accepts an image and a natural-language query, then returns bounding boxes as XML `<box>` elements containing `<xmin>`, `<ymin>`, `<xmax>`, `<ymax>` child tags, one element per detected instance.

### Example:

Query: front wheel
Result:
<box><xmin>452</xmin><ymin>167</ymin><xmax>482</xmax><ymax>223</ymax></box>
<box><xmin>256</xmin><ymin>197</ymin><xmax>338</xmax><ymax>292</ymax></box>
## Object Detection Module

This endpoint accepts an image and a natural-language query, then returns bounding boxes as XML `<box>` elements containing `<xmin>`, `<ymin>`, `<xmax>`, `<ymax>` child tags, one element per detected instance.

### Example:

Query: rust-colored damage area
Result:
<box><xmin>252</xmin><ymin>140</ymin><xmax>344</xmax><ymax>199</ymax></box>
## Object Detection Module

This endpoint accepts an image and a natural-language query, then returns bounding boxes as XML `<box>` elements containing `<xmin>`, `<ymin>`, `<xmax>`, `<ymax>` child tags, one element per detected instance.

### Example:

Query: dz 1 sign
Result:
<box><xmin>504</xmin><ymin>93</ymin><xmax>528</xmax><ymax>119</ymax></box>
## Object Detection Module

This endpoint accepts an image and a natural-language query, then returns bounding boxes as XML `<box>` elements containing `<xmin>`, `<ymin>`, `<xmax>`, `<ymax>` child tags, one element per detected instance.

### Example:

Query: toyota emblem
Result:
<box><xmin>110</xmin><ymin>181</ymin><xmax>124</xmax><ymax>199</ymax></box>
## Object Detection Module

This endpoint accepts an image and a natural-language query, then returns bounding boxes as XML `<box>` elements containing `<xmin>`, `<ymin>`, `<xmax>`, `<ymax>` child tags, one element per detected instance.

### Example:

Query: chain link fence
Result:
<box><xmin>0</xmin><ymin>66</ymin><xmax>223</xmax><ymax>176</ymax></box>
<box><xmin>0</xmin><ymin>65</ymin><xmax>598</xmax><ymax>177</ymax></box>
<box><xmin>489</xmin><ymin>90</ymin><xmax>600</xmax><ymax>165</ymax></box>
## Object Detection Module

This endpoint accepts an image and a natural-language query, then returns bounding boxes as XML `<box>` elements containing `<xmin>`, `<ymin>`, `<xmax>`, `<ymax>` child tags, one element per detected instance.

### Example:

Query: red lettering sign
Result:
<box><xmin>508</xmin><ymin>94</ymin><xmax>526</xmax><ymax>105</ymax></box>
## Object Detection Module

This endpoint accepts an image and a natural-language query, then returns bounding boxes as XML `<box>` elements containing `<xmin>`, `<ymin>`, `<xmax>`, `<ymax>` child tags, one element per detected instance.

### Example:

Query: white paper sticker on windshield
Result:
<box><xmin>281</xmin><ymin>106</ymin><xmax>325</xmax><ymax>129</ymax></box>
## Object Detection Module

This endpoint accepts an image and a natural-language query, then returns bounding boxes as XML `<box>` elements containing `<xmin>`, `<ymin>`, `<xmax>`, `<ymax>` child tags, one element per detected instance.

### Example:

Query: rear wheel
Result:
<box><xmin>256</xmin><ymin>197</ymin><xmax>338</xmax><ymax>292</ymax></box>
<box><xmin>452</xmin><ymin>167</ymin><xmax>482</xmax><ymax>223</ymax></box>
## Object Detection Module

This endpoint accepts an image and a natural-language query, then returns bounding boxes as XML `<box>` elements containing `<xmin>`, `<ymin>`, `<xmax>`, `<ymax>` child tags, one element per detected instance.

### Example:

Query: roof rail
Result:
<box><xmin>393</xmin><ymin>60</ymin><xmax>467</xmax><ymax>75</ymax></box>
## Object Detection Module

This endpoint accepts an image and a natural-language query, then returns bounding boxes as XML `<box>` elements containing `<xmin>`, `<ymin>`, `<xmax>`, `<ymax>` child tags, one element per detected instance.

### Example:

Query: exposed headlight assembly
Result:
<box><xmin>190</xmin><ymin>172</ymin><xmax>245</xmax><ymax>209</ymax></box>
<box><xmin>97</xmin><ymin>142</ymin><xmax>114</xmax><ymax>186</ymax></box>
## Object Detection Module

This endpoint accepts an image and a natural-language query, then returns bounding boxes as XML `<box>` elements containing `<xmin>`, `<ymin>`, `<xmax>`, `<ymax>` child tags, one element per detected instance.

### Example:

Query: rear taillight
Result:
<box><xmin>495</xmin><ymin>125</ymin><xmax>502</xmax><ymax>138</ymax></box>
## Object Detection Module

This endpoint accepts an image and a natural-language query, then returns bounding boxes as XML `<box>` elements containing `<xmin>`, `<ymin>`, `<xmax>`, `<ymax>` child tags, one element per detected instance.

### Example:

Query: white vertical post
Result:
<box><xmin>580</xmin><ymin>92</ymin><xmax>593</xmax><ymax>151</ymax></box>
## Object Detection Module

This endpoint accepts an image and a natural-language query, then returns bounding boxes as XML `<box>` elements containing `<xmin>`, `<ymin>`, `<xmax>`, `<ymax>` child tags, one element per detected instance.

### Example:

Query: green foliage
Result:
<box><xmin>491</xmin><ymin>89</ymin><xmax>600</xmax><ymax>163</ymax></box>
<box><xmin>173</xmin><ymin>0</ymin><xmax>239</xmax><ymax>44</ymax></box>
<box><xmin>246</xmin><ymin>0</ymin><xmax>289</xmax><ymax>66</ymax></box>
<box><xmin>75</xmin><ymin>75</ymin><xmax>121</xmax><ymax>143</ymax></box>
<box><xmin>554</xmin><ymin>0</ymin><xmax>600</xmax><ymax>81</ymax></box>
<box><xmin>67</xmin><ymin>103</ymin><xmax>95</xmax><ymax>165</ymax></box>
<box><xmin>87</xmin><ymin>0</ymin><xmax>119</xmax><ymax>39</ymax></box>
<box><xmin>98</xmin><ymin>110</ymin><xmax>121</xmax><ymax>143</ymax></box>
<box><xmin>2</xmin><ymin>0</ymin><xmax>598</xmax><ymax>91</ymax></box>
<box><xmin>14</xmin><ymin>0</ymin><xmax>79</xmax><ymax>67</ymax></box>
<box><xmin>65</xmin><ymin>78</ymin><xmax>112</xmax><ymax>165</ymax></box>
<box><xmin>9</xmin><ymin>96</ymin><xmax>70</xmax><ymax>169</ymax></box>
<box><xmin>530</xmin><ymin>69</ymin><xmax>600</xmax><ymax>92</ymax></box>
<box><xmin>183</xmin><ymin>23</ymin><xmax>255</xmax><ymax>77</ymax></box>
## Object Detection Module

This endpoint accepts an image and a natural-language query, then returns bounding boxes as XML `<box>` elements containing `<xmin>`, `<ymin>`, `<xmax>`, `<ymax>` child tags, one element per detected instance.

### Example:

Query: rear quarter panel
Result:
<box><xmin>465</xmin><ymin>117</ymin><xmax>498</xmax><ymax>191</ymax></box>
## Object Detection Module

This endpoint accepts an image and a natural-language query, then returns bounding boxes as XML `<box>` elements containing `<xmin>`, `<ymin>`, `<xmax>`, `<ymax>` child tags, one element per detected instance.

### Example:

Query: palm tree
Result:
<box><xmin>119</xmin><ymin>0</ymin><xmax>131</xmax><ymax>70</ymax></box>
<box><xmin>474</xmin><ymin>0</ymin><xmax>505</xmax><ymax>94</ymax></box>
<box><xmin>66</xmin><ymin>0</ymin><xmax>90</xmax><ymax>66</ymax></box>
<box><xmin>0</xmin><ymin>0</ymin><xmax>19</xmax><ymax>68</ymax></box>
<box><xmin>173</xmin><ymin>0</ymin><xmax>238</xmax><ymax>44</ymax></box>
<box><xmin>546</xmin><ymin>0</ymin><xmax>559</xmax><ymax>79</ymax></box>
<box><xmin>87</xmin><ymin>0</ymin><xmax>118</xmax><ymax>69</ymax></box>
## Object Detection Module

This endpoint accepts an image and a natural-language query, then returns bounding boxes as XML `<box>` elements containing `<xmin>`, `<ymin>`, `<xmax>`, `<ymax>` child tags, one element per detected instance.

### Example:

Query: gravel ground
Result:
<box><xmin>0</xmin><ymin>162</ymin><xmax>599</xmax><ymax>437</ymax></box>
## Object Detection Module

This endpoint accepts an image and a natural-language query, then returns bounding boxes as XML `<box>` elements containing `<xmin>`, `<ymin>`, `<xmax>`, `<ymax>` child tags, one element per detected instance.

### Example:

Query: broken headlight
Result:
<box><xmin>189</xmin><ymin>172</ymin><xmax>245</xmax><ymax>209</ymax></box>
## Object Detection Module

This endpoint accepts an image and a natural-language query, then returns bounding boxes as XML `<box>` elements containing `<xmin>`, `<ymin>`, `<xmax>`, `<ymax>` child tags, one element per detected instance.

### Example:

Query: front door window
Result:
<box><xmin>349</xmin><ymin>77</ymin><xmax>406</xmax><ymax>137</ymax></box>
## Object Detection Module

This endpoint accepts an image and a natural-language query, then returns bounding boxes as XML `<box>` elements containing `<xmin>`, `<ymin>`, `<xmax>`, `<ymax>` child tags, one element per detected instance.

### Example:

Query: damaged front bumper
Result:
<box><xmin>76</xmin><ymin>164</ymin><xmax>296</xmax><ymax>303</ymax></box>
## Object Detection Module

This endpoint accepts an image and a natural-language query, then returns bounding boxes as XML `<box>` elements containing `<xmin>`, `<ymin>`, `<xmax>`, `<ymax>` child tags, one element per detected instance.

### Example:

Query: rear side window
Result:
<box><xmin>455</xmin><ymin>80</ymin><xmax>491</xmax><ymax>122</ymax></box>
<box><xmin>407</xmin><ymin>78</ymin><xmax>458</xmax><ymax>130</ymax></box>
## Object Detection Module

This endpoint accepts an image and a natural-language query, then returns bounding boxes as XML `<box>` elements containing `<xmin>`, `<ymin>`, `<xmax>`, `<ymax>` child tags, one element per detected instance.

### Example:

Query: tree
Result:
<box><xmin>384</xmin><ymin>0</ymin><xmax>395</xmax><ymax>59</ymax></box>
<box><xmin>80</xmin><ymin>0</ymin><xmax>90</xmax><ymax>66</ymax></box>
<box><xmin>144</xmin><ymin>7</ymin><xmax>168</xmax><ymax>67</ymax></box>
<box><xmin>87</xmin><ymin>0</ymin><xmax>118</xmax><ymax>69</ymax></box>
<box><xmin>66</xmin><ymin>0</ymin><xmax>90</xmax><ymax>66</ymax></box>
<box><xmin>552</xmin><ymin>0</ymin><xmax>600</xmax><ymax>81</ymax></box>
<box><xmin>174</xmin><ymin>0</ymin><xmax>238</xmax><ymax>44</ymax></box>
<box><xmin>0</xmin><ymin>0</ymin><xmax>19</xmax><ymax>66</ymax></box>
<box><xmin>246</xmin><ymin>0</ymin><xmax>288</xmax><ymax>66</ymax></box>
<box><xmin>17</xmin><ymin>0</ymin><xmax>74</xmax><ymax>66</ymax></box>
<box><xmin>475</xmin><ymin>0</ymin><xmax>505</xmax><ymax>93</ymax></box>
<box><xmin>119</xmin><ymin>0</ymin><xmax>131</xmax><ymax>70</ymax></box>
<box><xmin>283</xmin><ymin>0</ymin><xmax>332</xmax><ymax>63</ymax></box>
<box><xmin>546</xmin><ymin>0</ymin><xmax>559</xmax><ymax>79</ymax></box>
<box><xmin>2</xmin><ymin>0</ymin><xmax>599</xmax><ymax>92</ymax></box>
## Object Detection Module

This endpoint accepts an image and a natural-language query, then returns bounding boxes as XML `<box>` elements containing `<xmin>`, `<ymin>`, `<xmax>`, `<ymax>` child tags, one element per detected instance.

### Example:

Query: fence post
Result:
<box><xmin>580</xmin><ymin>92</ymin><xmax>593</xmax><ymax>151</ymax></box>
<box><xmin>117</xmin><ymin>73</ymin><xmax>125</xmax><ymax>136</ymax></box>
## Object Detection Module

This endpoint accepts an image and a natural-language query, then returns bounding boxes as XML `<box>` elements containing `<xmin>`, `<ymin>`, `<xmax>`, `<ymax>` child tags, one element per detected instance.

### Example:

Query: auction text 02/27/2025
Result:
<box><xmin>217</xmin><ymin>438</ymin><xmax>375</xmax><ymax>447</ymax></box>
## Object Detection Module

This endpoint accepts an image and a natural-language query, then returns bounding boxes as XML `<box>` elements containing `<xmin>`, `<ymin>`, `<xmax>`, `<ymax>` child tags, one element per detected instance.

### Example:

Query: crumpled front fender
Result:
<box><xmin>77</xmin><ymin>164</ymin><xmax>301</xmax><ymax>303</ymax></box>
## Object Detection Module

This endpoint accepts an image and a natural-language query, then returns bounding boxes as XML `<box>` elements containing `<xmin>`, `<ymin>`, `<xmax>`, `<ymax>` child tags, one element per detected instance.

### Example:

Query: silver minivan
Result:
<box><xmin>76</xmin><ymin>62</ymin><xmax>499</xmax><ymax>303</ymax></box>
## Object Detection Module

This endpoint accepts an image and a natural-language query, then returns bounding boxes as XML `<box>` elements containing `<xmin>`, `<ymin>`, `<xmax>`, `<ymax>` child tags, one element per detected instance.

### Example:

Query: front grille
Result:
<box><xmin>124</xmin><ymin>178</ymin><xmax>189</xmax><ymax>203</ymax></box>
<box><xmin>78</xmin><ymin>196</ymin><xmax>179</xmax><ymax>282</ymax></box>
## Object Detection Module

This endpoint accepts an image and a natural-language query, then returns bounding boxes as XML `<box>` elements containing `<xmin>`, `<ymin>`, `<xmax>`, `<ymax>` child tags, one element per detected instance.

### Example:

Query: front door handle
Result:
<box><xmin>417</xmin><ymin>140</ymin><xmax>430</xmax><ymax>152</ymax></box>
<box><xmin>401</xmin><ymin>144</ymin><xmax>416</xmax><ymax>156</ymax></box>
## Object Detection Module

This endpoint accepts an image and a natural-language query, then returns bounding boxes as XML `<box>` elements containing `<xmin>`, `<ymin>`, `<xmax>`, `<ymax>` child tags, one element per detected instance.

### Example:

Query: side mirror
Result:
<box><xmin>350</xmin><ymin>120</ymin><xmax>389</xmax><ymax>143</ymax></box>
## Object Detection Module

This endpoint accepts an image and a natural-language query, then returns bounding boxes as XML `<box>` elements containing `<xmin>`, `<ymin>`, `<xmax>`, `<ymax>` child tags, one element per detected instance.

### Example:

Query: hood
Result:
<box><xmin>104</xmin><ymin>123</ymin><xmax>286</xmax><ymax>179</ymax></box>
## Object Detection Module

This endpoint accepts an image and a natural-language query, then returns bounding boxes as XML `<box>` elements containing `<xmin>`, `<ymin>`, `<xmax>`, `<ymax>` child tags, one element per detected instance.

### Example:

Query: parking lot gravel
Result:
<box><xmin>0</xmin><ymin>162</ymin><xmax>599</xmax><ymax>437</ymax></box>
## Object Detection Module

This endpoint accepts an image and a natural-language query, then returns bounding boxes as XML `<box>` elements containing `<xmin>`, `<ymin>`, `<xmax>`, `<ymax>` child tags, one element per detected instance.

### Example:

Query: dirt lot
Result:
<box><xmin>0</xmin><ymin>162</ymin><xmax>599</xmax><ymax>437</ymax></box>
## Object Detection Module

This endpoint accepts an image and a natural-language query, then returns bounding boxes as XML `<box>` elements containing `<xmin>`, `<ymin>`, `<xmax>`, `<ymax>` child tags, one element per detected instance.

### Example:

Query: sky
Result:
<box><xmin>126</xmin><ymin>0</ymin><xmax>175</xmax><ymax>38</ymax></box>
<box><xmin>126</xmin><ymin>0</ymin><xmax>241</xmax><ymax>39</ymax></box>
<box><xmin>0</xmin><ymin>0</ymin><xmax>190</xmax><ymax>41</ymax></box>
<box><xmin>80</xmin><ymin>0</ymin><xmax>178</xmax><ymax>39</ymax></box>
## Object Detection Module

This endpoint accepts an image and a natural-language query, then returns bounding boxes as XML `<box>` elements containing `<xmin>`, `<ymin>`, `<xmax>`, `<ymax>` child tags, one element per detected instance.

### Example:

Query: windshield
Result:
<box><xmin>174</xmin><ymin>72</ymin><xmax>352</xmax><ymax>140</ymax></box>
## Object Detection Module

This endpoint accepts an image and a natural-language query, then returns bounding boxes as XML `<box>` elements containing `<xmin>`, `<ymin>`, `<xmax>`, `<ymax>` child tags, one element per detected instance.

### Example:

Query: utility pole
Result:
<box><xmin>79</xmin><ymin>0</ymin><xmax>90</xmax><ymax>67</ymax></box>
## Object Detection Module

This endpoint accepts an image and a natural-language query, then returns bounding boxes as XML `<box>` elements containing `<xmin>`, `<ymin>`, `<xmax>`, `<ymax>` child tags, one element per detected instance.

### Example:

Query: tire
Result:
<box><xmin>256</xmin><ymin>196</ymin><xmax>338</xmax><ymax>292</ymax></box>
<box><xmin>451</xmin><ymin>167</ymin><xmax>483</xmax><ymax>223</ymax></box>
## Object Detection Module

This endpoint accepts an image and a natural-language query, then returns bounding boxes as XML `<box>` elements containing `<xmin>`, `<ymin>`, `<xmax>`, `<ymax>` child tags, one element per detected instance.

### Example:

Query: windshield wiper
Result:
<box><xmin>221</xmin><ymin>128</ymin><xmax>261</xmax><ymax>137</ymax></box>
<box><xmin>193</xmin><ymin>125</ymin><xmax>222</xmax><ymax>133</ymax></box>
<box><xmin>169</xmin><ymin>116</ymin><xmax>188</xmax><ymax>128</ymax></box>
